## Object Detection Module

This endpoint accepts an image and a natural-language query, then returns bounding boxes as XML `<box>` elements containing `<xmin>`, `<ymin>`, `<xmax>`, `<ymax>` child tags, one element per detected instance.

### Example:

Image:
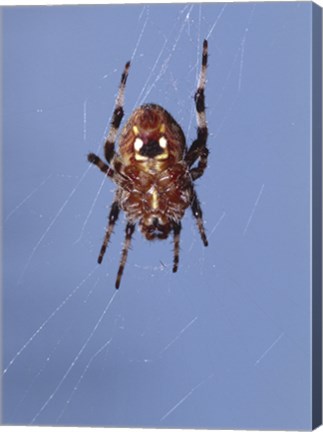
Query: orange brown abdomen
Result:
<box><xmin>119</xmin><ymin>163</ymin><xmax>192</xmax><ymax>240</ymax></box>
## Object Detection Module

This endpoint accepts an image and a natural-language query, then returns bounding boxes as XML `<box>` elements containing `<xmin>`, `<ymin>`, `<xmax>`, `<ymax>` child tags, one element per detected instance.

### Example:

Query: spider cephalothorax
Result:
<box><xmin>88</xmin><ymin>40</ymin><xmax>209</xmax><ymax>288</ymax></box>
<box><xmin>118</xmin><ymin>104</ymin><xmax>186</xmax><ymax>166</ymax></box>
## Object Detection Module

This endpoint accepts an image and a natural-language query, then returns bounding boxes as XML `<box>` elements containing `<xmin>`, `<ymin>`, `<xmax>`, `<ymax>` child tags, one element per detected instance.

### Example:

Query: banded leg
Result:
<box><xmin>185</xmin><ymin>39</ymin><xmax>209</xmax><ymax>180</ymax></box>
<box><xmin>87</xmin><ymin>153</ymin><xmax>114</xmax><ymax>178</ymax></box>
<box><xmin>115</xmin><ymin>222</ymin><xmax>135</xmax><ymax>289</ymax></box>
<box><xmin>172</xmin><ymin>222</ymin><xmax>182</xmax><ymax>273</ymax></box>
<box><xmin>104</xmin><ymin>61</ymin><xmax>131</xmax><ymax>163</ymax></box>
<box><xmin>191</xmin><ymin>191</ymin><xmax>208</xmax><ymax>247</ymax></box>
<box><xmin>97</xmin><ymin>201</ymin><xmax>120</xmax><ymax>264</ymax></box>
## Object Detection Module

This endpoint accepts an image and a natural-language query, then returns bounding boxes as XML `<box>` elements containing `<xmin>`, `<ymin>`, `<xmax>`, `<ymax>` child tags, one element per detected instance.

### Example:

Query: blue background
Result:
<box><xmin>2</xmin><ymin>2</ymin><xmax>313</xmax><ymax>429</ymax></box>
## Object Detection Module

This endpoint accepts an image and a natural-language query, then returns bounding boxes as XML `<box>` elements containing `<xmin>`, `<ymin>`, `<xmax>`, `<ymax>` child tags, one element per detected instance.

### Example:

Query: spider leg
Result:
<box><xmin>87</xmin><ymin>153</ymin><xmax>114</xmax><ymax>178</ymax></box>
<box><xmin>104</xmin><ymin>61</ymin><xmax>131</xmax><ymax>163</ymax></box>
<box><xmin>115</xmin><ymin>222</ymin><xmax>135</xmax><ymax>289</ymax></box>
<box><xmin>191</xmin><ymin>191</ymin><xmax>208</xmax><ymax>246</ymax></box>
<box><xmin>97</xmin><ymin>201</ymin><xmax>120</xmax><ymax>264</ymax></box>
<box><xmin>185</xmin><ymin>39</ymin><xmax>209</xmax><ymax>181</ymax></box>
<box><xmin>172</xmin><ymin>221</ymin><xmax>182</xmax><ymax>273</ymax></box>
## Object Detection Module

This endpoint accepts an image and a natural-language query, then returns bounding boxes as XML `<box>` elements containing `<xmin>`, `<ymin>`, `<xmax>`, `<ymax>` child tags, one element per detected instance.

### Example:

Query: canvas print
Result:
<box><xmin>1</xmin><ymin>2</ymin><xmax>322</xmax><ymax>430</ymax></box>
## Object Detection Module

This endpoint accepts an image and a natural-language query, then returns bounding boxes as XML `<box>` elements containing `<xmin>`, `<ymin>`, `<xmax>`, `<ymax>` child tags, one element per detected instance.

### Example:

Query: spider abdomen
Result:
<box><xmin>119</xmin><ymin>164</ymin><xmax>192</xmax><ymax>240</ymax></box>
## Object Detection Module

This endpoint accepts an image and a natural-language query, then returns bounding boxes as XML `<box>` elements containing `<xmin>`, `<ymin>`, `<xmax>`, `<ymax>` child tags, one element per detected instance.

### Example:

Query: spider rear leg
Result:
<box><xmin>172</xmin><ymin>222</ymin><xmax>182</xmax><ymax>273</ymax></box>
<box><xmin>104</xmin><ymin>61</ymin><xmax>131</xmax><ymax>163</ymax></box>
<box><xmin>97</xmin><ymin>201</ymin><xmax>120</xmax><ymax>264</ymax></box>
<box><xmin>115</xmin><ymin>222</ymin><xmax>135</xmax><ymax>289</ymax></box>
<box><xmin>191</xmin><ymin>192</ymin><xmax>208</xmax><ymax>247</ymax></box>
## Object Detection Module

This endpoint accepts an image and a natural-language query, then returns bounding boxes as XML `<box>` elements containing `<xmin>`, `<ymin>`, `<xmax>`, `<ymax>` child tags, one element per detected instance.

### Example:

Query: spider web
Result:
<box><xmin>2</xmin><ymin>2</ymin><xmax>261</xmax><ymax>428</ymax></box>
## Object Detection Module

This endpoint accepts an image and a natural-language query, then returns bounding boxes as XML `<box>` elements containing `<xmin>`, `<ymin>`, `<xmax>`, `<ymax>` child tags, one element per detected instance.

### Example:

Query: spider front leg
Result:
<box><xmin>87</xmin><ymin>61</ymin><xmax>130</xmax><ymax>173</ymax></box>
<box><xmin>87</xmin><ymin>153</ymin><xmax>114</xmax><ymax>178</ymax></box>
<box><xmin>104</xmin><ymin>61</ymin><xmax>131</xmax><ymax>163</ymax></box>
<box><xmin>115</xmin><ymin>222</ymin><xmax>135</xmax><ymax>289</ymax></box>
<box><xmin>185</xmin><ymin>39</ymin><xmax>209</xmax><ymax>181</ymax></box>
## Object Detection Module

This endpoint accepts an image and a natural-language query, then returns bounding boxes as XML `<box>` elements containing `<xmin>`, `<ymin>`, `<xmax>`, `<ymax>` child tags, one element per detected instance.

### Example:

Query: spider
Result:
<box><xmin>88</xmin><ymin>40</ymin><xmax>209</xmax><ymax>288</ymax></box>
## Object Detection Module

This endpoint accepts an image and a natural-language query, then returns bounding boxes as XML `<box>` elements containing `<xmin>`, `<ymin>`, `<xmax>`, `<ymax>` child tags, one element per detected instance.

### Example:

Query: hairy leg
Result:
<box><xmin>115</xmin><ymin>222</ymin><xmax>135</xmax><ymax>289</ymax></box>
<box><xmin>191</xmin><ymin>191</ymin><xmax>208</xmax><ymax>246</ymax></box>
<box><xmin>172</xmin><ymin>222</ymin><xmax>182</xmax><ymax>273</ymax></box>
<box><xmin>97</xmin><ymin>201</ymin><xmax>120</xmax><ymax>264</ymax></box>
<box><xmin>186</xmin><ymin>40</ymin><xmax>209</xmax><ymax>181</ymax></box>
<box><xmin>104</xmin><ymin>61</ymin><xmax>131</xmax><ymax>163</ymax></box>
<box><xmin>87</xmin><ymin>153</ymin><xmax>114</xmax><ymax>178</ymax></box>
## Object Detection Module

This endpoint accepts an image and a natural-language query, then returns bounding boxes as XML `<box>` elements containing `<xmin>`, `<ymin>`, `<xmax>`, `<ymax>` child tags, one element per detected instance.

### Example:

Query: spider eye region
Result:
<box><xmin>159</xmin><ymin>136</ymin><xmax>167</xmax><ymax>149</ymax></box>
<box><xmin>134</xmin><ymin>137</ymin><xmax>144</xmax><ymax>152</ymax></box>
<box><xmin>133</xmin><ymin>135</ymin><xmax>169</xmax><ymax>161</ymax></box>
<box><xmin>140</xmin><ymin>139</ymin><xmax>164</xmax><ymax>157</ymax></box>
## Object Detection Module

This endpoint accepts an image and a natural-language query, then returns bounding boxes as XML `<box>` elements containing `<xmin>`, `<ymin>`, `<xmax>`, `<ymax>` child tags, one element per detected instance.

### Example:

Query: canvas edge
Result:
<box><xmin>0</xmin><ymin>6</ymin><xmax>3</xmax><ymax>427</ymax></box>
<box><xmin>312</xmin><ymin>1</ymin><xmax>323</xmax><ymax>430</ymax></box>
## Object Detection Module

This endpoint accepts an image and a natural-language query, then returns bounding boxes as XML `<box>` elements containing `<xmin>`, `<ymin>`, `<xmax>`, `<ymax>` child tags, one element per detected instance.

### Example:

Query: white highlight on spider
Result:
<box><xmin>147</xmin><ymin>185</ymin><xmax>158</xmax><ymax>209</ymax></box>
<box><xmin>159</xmin><ymin>136</ymin><xmax>168</xmax><ymax>149</ymax></box>
<box><xmin>134</xmin><ymin>137</ymin><xmax>144</xmax><ymax>151</ymax></box>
